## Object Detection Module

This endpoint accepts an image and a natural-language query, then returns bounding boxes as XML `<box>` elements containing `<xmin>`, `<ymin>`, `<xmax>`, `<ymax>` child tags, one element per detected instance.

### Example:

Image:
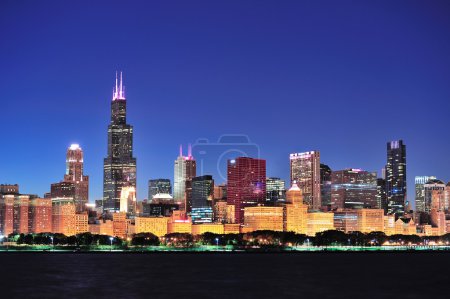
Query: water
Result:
<box><xmin>0</xmin><ymin>252</ymin><xmax>448</xmax><ymax>298</ymax></box>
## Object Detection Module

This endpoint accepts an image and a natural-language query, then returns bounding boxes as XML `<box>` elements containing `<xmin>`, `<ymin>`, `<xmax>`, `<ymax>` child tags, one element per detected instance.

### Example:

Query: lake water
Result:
<box><xmin>0</xmin><ymin>252</ymin><xmax>448</xmax><ymax>298</ymax></box>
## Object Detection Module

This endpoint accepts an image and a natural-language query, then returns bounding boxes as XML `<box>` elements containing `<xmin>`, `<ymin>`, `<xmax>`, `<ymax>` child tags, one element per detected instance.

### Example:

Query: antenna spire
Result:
<box><xmin>188</xmin><ymin>143</ymin><xmax>192</xmax><ymax>157</ymax></box>
<box><xmin>119</xmin><ymin>71</ymin><xmax>123</xmax><ymax>98</ymax></box>
<box><xmin>179</xmin><ymin>144</ymin><xmax>183</xmax><ymax>157</ymax></box>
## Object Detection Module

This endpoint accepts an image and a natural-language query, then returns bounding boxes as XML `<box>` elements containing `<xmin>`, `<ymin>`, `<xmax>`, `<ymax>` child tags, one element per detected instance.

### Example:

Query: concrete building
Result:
<box><xmin>243</xmin><ymin>206</ymin><xmax>284</xmax><ymax>232</ymax></box>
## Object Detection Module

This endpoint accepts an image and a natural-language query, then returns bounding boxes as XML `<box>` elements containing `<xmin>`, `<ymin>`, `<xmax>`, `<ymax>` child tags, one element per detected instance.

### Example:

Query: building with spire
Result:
<box><xmin>103</xmin><ymin>72</ymin><xmax>137</xmax><ymax>213</ymax></box>
<box><xmin>173</xmin><ymin>144</ymin><xmax>196</xmax><ymax>211</ymax></box>
<box><xmin>51</xmin><ymin>144</ymin><xmax>89</xmax><ymax>213</ymax></box>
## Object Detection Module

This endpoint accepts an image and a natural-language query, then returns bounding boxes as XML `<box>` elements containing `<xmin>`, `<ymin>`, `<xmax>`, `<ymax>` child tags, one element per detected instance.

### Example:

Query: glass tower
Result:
<box><xmin>385</xmin><ymin>140</ymin><xmax>406</xmax><ymax>216</ymax></box>
<box><xmin>103</xmin><ymin>72</ymin><xmax>137</xmax><ymax>212</ymax></box>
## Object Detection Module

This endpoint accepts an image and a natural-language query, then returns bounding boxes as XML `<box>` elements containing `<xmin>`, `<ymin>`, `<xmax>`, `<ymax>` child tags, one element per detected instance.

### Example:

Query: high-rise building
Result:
<box><xmin>266</xmin><ymin>177</ymin><xmax>286</xmax><ymax>204</ymax></box>
<box><xmin>148</xmin><ymin>179</ymin><xmax>171</xmax><ymax>202</ymax></box>
<box><xmin>52</xmin><ymin>197</ymin><xmax>76</xmax><ymax>236</ymax></box>
<box><xmin>330</xmin><ymin>169</ymin><xmax>378</xmax><ymax>210</ymax></box>
<box><xmin>51</xmin><ymin>144</ymin><xmax>89</xmax><ymax>213</ymax></box>
<box><xmin>227</xmin><ymin>157</ymin><xmax>266</xmax><ymax>224</ymax></box>
<box><xmin>424</xmin><ymin>179</ymin><xmax>446</xmax><ymax>212</ymax></box>
<box><xmin>385</xmin><ymin>140</ymin><xmax>407</xmax><ymax>216</ymax></box>
<box><xmin>173</xmin><ymin>145</ymin><xmax>196</xmax><ymax>210</ymax></box>
<box><xmin>320</xmin><ymin>164</ymin><xmax>332</xmax><ymax>208</ymax></box>
<box><xmin>290</xmin><ymin>151</ymin><xmax>321</xmax><ymax>210</ymax></box>
<box><xmin>415</xmin><ymin>176</ymin><xmax>437</xmax><ymax>213</ymax></box>
<box><xmin>103</xmin><ymin>72</ymin><xmax>137</xmax><ymax>212</ymax></box>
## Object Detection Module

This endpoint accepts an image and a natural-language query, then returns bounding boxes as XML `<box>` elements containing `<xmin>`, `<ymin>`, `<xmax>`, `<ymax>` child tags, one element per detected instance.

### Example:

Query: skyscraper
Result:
<box><xmin>290</xmin><ymin>151</ymin><xmax>321</xmax><ymax>210</ymax></box>
<box><xmin>103</xmin><ymin>72</ymin><xmax>137</xmax><ymax>212</ymax></box>
<box><xmin>385</xmin><ymin>140</ymin><xmax>407</xmax><ymax>216</ymax></box>
<box><xmin>415</xmin><ymin>176</ymin><xmax>436</xmax><ymax>213</ymax></box>
<box><xmin>173</xmin><ymin>145</ymin><xmax>196</xmax><ymax>210</ymax></box>
<box><xmin>50</xmin><ymin>144</ymin><xmax>89</xmax><ymax>213</ymax></box>
<box><xmin>148</xmin><ymin>179</ymin><xmax>172</xmax><ymax>201</ymax></box>
<box><xmin>227</xmin><ymin>157</ymin><xmax>266</xmax><ymax>224</ymax></box>
<box><xmin>424</xmin><ymin>179</ymin><xmax>446</xmax><ymax>212</ymax></box>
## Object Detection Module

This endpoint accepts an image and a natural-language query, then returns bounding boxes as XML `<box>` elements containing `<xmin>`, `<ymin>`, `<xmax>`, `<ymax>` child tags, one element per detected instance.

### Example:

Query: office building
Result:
<box><xmin>320</xmin><ymin>164</ymin><xmax>332</xmax><ymax>208</ymax></box>
<box><xmin>244</xmin><ymin>206</ymin><xmax>284</xmax><ymax>232</ymax></box>
<box><xmin>424</xmin><ymin>179</ymin><xmax>446</xmax><ymax>212</ymax></box>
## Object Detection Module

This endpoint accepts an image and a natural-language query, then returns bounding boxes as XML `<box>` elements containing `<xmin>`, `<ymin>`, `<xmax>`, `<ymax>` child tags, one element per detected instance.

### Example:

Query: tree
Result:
<box><xmin>131</xmin><ymin>233</ymin><xmax>160</xmax><ymax>246</ymax></box>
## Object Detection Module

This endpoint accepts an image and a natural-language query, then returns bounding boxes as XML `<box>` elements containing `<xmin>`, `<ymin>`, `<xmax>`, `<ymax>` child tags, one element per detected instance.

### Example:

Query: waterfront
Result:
<box><xmin>0</xmin><ymin>252</ymin><xmax>449</xmax><ymax>298</ymax></box>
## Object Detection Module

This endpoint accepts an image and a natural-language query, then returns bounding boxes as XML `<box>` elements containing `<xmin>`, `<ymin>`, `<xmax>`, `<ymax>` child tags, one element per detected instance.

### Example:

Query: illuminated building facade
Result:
<box><xmin>306</xmin><ymin>212</ymin><xmax>334</xmax><ymax>236</ymax></box>
<box><xmin>119</xmin><ymin>186</ymin><xmax>136</xmax><ymax>215</ymax></box>
<box><xmin>191</xmin><ymin>175</ymin><xmax>214</xmax><ymax>210</ymax></box>
<box><xmin>356</xmin><ymin>209</ymin><xmax>384</xmax><ymax>233</ymax></box>
<box><xmin>52</xmin><ymin>198</ymin><xmax>76</xmax><ymax>236</ymax></box>
<box><xmin>333</xmin><ymin>210</ymin><xmax>358</xmax><ymax>233</ymax></box>
<box><xmin>285</xmin><ymin>183</ymin><xmax>308</xmax><ymax>234</ymax></box>
<box><xmin>173</xmin><ymin>145</ymin><xmax>196</xmax><ymax>210</ymax></box>
<box><xmin>148</xmin><ymin>179</ymin><xmax>172</xmax><ymax>202</ymax></box>
<box><xmin>290</xmin><ymin>151</ymin><xmax>321</xmax><ymax>210</ymax></box>
<box><xmin>227</xmin><ymin>157</ymin><xmax>266</xmax><ymax>224</ymax></box>
<box><xmin>135</xmin><ymin>217</ymin><xmax>169</xmax><ymax>236</ymax></box>
<box><xmin>244</xmin><ymin>206</ymin><xmax>284</xmax><ymax>232</ymax></box>
<box><xmin>330</xmin><ymin>169</ymin><xmax>378</xmax><ymax>209</ymax></box>
<box><xmin>377</xmin><ymin>178</ymin><xmax>387</xmax><ymax>212</ymax></box>
<box><xmin>386</xmin><ymin>140</ymin><xmax>407</xmax><ymax>216</ymax></box>
<box><xmin>415</xmin><ymin>176</ymin><xmax>437</xmax><ymax>213</ymax></box>
<box><xmin>113</xmin><ymin>212</ymin><xmax>127</xmax><ymax>239</ymax></box>
<box><xmin>28</xmin><ymin>198</ymin><xmax>52</xmax><ymax>233</ymax></box>
<box><xmin>191</xmin><ymin>223</ymin><xmax>224</xmax><ymax>235</ymax></box>
<box><xmin>191</xmin><ymin>207</ymin><xmax>213</xmax><ymax>224</ymax></box>
<box><xmin>266</xmin><ymin>177</ymin><xmax>286</xmax><ymax>204</ymax></box>
<box><xmin>213</xmin><ymin>199</ymin><xmax>227</xmax><ymax>223</ymax></box>
<box><xmin>103</xmin><ymin>72</ymin><xmax>137</xmax><ymax>212</ymax></box>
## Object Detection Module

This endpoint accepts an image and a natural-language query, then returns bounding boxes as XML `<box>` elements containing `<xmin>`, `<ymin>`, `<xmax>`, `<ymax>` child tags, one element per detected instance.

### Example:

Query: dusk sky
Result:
<box><xmin>1</xmin><ymin>0</ymin><xmax>449</xmax><ymax>205</ymax></box>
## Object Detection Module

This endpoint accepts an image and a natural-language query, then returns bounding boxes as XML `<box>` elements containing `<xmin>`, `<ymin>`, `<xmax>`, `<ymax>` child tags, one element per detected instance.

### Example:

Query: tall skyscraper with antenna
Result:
<box><xmin>173</xmin><ymin>144</ymin><xmax>196</xmax><ymax>211</ymax></box>
<box><xmin>103</xmin><ymin>72</ymin><xmax>137</xmax><ymax>212</ymax></box>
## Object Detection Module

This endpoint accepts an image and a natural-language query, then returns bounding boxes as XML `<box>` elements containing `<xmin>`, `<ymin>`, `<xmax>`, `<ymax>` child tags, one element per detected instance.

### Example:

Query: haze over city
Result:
<box><xmin>1</xmin><ymin>0</ymin><xmax>449</xmax><ymax>205</ymax></box>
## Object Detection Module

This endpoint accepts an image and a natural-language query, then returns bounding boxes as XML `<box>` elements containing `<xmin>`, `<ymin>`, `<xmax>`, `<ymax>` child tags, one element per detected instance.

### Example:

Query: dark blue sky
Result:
<box><xmin>1</xmin><ymin>0</ymin><xmax>449</xmax><ymax>205</ymax></box>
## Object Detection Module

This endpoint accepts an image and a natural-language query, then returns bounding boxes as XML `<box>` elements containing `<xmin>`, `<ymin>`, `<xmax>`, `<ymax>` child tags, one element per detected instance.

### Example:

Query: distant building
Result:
<box><xmin>52</xmin><ymin>198</ymin><xmax>76</xmax><ymax>236</ymax></box>
<box><xmin>148</xmin><ymin>179</ymin><xmax>171</xmax><ymax>202</ymax></box>
<box><xmin>320</xmin><ymin>164</ymin><xmax>332</xmax><ymax>208</ymax></box>
<box><xmin>191</xmin><ymin>175</ymin><xmax>214</xmax><ymax>209</ymax></box>
<box><xmin>0</xmin><ymin>194</ymin><xmax>29</xmax><ymax>235</ymax></box>
<box><xmin>356</xmin><ymin>209</ymin><xmax>384</xmax><ymax>233</ymax></box>
<box><xmin>227</xmin><ymin>157</ymin><xmax>266</xmax><ymax>224</ymax></box>
<box><xmin>266</xmin><ymin>177</ymin><xmax>286</xmax><ymax>204</ymax></box>
<box><xmin>385</xmin><ymin>140</ymin><xmax>407</xmax><ymax>216</ymax></box>
<box><xmin>214</xmin><ymin>184</ymin><xmax>227</xmax><ymax>200</ymax></box>
<box><xmin>0</xmin><ymin>184</ymin><xmax>19</xmax><ymax>195</ymax></box>
<box><xmin>415</xmin><ymin>176</ymin><xmax>437</xmax><ymax>212</ymax></box>
<box><xmin>173</xmin><ymin>145</ymin><xmax>196</xmax><ymax>210</ymax></box>
<box><xmin>103</xmin><ymin>73</ymin><xmax>137</xmax><ymax>213</ymax></box>
<box><xmin>119</xmin><ymin>186</ymin><xmax>137</xmax><ymax>215</ymax></box>
<box><xmin>135</xmin><ymin>217</ymin><xmax>169</xmax><ymax>237</ymax></box>
<box><xmin>331</xmin><ymin>169</ymin><xmax>378</xmax><ymax>209</ymax></box>
<box><xmin>290</xmin><ymin>151</ymin><xmax>321</xmax><ymax>210</ymax></box>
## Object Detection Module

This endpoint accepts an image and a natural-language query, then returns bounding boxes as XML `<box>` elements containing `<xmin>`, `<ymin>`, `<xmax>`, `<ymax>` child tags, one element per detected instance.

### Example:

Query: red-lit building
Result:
<box><xmin>29</xmin><ymin>198</ymin><xmax>52</xmax><ymax>233</ymax></box>
<box><xmin>227</xmin><ymin>157</ymin><xmax>266</xmax><ymax>224</ymax></box>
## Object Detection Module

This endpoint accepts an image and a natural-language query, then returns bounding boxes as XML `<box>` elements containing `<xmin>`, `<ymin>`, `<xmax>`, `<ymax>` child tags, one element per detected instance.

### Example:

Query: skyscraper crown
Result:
<box><xmin>112</xmin><ymin>71</ymin><xmax>125</xmax><ymax>101</ymax></box>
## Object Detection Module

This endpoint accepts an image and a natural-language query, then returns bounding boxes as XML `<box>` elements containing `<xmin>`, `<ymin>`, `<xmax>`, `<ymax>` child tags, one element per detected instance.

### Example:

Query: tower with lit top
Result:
<box><xmin>103</xmin><ymin>72</ymin><xmax>137</xmax><ymax>212</ymax></box>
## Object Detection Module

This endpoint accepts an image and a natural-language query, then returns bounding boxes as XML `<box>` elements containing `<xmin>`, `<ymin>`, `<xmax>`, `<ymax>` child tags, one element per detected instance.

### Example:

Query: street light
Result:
<box><xmin>50</xmin><ymin>236</ymin><xmax>54</xmax><ymax>251</ymax></box>
<box><xmin>215</xmin><ymin>237</ymin><xmax>219</xmax><ymax>251</ymax></box>
<box><xmin>109</xmin><ymin>237</ymin><xmax>114</xmax><ymax>251</ymax></box>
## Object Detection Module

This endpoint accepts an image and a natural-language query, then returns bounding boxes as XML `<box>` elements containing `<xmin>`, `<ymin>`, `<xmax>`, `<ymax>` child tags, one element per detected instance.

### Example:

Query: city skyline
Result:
<box><xmin>1</xmin><ymin>1</ymin><xmax>450</xmax><ymax>205</ymax></box>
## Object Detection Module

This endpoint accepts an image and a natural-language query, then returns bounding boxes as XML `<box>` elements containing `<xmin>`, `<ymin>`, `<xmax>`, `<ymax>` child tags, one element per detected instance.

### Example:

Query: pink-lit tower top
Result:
<box><xmin>112</xmin><ymin>71</ymin><xmax>125</xmax><ymax>101</ymax></box>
